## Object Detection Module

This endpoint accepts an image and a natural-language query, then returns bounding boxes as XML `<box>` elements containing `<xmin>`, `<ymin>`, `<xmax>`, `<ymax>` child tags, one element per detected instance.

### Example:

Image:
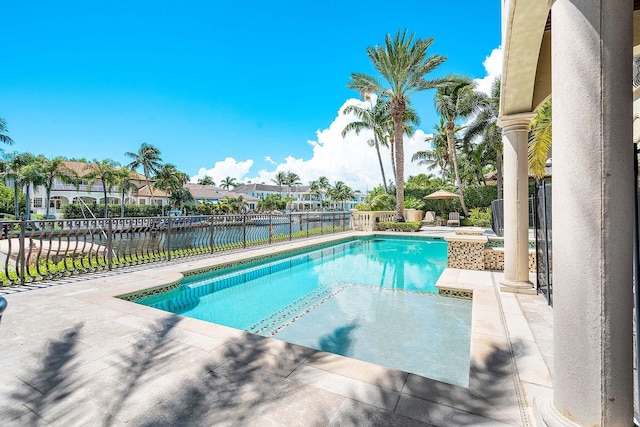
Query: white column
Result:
<box><xmin>499</xmin><ymin>113</ymin><xmax>535</xmax><ymax>293</ymax></box>
<box><xmin>538</xmin><ymin>0</ymin><xmax>634</xmax><ymax>425</ymax></box>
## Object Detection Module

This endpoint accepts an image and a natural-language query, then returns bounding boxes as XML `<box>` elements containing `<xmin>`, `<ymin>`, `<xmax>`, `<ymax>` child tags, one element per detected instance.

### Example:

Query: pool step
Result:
<box><xmin>247</xmin><ymin>286</ymin><xmax>334</xmax><ymax>336</ymax></box>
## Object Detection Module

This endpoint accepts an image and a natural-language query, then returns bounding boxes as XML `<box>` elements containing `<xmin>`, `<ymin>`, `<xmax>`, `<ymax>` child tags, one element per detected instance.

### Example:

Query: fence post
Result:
<box><xmin>306</xmin><ymin>212</ymin><xmax>309</xmax><ymax>238</ymax></box>
<box><xmin>107</xmin><ymin>213</ymin><xmax>113</xmax><ymax>271</ymax></box>
<box><xmin>19</xmin><ymin>213</ymin><xmax>25</xmax><ymax>285</ymax></box>
<box><xmin>167</xmin><ymin>216</ymin><xmax>172</xmax><ymax>261</ymax></box>
<box><xmin>289</xmin><ymin>214</ymin><xmax>292</xmax><ymax>241</ymax></box>
<box><xmin>242</xmin><ymin>214</ymin><xmax>247</xmax><ymax>248</ymax></box>
<box><xmin>209</xmin><ymin>215</ymin><xmax>215</xmax><ymax>253</ymax></box>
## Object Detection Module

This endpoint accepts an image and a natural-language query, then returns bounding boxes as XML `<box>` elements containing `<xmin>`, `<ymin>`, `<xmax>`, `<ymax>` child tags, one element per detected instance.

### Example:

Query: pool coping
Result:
<box><xmin>0</xmin><ymin>230</ymin><xmax>552</xmax><ymax>425</ymax></box>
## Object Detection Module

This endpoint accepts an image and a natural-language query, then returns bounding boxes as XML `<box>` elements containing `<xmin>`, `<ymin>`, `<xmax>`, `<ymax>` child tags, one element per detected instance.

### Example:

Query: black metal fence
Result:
<box><xmin>534</xmin><ymin>182</ymin><xmax>553</xmax><ymax>305</ymax></box>
<box><xmin>0</xmin><ymin>212</ymin><xmax>350</xmax><ymax>286</ymax></box>
<box><xmin>490</xmin><ymin>197</ymin><xmax>536</xmax><ymax>237</ymax></box>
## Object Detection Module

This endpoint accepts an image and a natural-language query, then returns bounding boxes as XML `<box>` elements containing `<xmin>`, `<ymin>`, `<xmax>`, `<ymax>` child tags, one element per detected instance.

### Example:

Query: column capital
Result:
<box><xmin>498</xmin><ymin>112</ymin><xmax>537</xmax><ymax>131</ymax></box>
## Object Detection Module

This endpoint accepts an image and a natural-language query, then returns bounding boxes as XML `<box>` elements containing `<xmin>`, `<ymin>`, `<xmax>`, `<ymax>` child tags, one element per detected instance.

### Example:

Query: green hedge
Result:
<box><xmin>377</xmin><ymin>221</ymin><xmax>422</xmax><ymax>232</ymax></box>
<box><xmin>404</xmin><ymin>184</ymin><xmax>498</xmax><ymax>216</ymax></box>
<box><xmin>61</xmin><ymin>203</ymin><xmax>163</xmax><ymax>218</ymax></box>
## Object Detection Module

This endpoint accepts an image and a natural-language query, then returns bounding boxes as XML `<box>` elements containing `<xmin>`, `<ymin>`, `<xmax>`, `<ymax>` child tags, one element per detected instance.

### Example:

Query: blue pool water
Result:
<box><xmin>134</xmin><ymin>237</ymin><xmax>473</xmax><ymax>386</ymax></box>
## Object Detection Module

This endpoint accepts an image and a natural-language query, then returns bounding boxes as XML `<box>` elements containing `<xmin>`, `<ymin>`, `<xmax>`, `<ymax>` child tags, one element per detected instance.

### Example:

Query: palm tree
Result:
<box><xmin>19</xmin><ymin>155</ymin><xmax>46</xmax><ymax>220</ymax></box>
<box><xmin>115</xmin><ymin>168</ymin><xmax>138</xmax><ymax>217</ymax></box>
<box><xmin>1</xmin><ymin>152</ymin><xmax>34</xmax><ymax>217</ymax></box>
<box><xmin>463</xmin><ymin>78</ymin><xmax>503</xmax><ymax>196</ymax></box>
<box><xmin>412</xmin><ymin>118</ymin><xmax>452</xmax><ymax>183</ymax></box>
<box><xmin>40</xmin><ymin>156</ymin><xmax>77</xmax><ymax>219</ymax></box>
<box><xmin>169</xmin><ymin>187</ymin><xmax>194</xmax><ymax>212</ymax></box>
<box><xmin>220</xmin><ymin>176</ymin><xmax>238</xmax><ymax>190</ymax></box>
<box><xmin>197</xmin><ymin>175</ymin><xmax>215</xmax><ymax>186</ymax></box>
<box><xmin>84</xmin><ymin>159</ymin><xmax>120</xmax><ymax>218</ymax></box>
<box><xmin>348</xmin><ymin>30</ymin><xmax>446</xmax><ymax>221</ymax></box>
<box><xmin>328</xmin><ymin>181</ymin><xmax>355</xmax><ymax>211</ymax></box>
<box><xmin>125</xmin><ymin>143</ymin><xmax>163</xmax><ymax>204</ymax></box>
<box><xmin>342</xmin><ymin>96</ymin><xmax>390</xmax><ymax>191</ymax></box>
<box><xmin>528</xmin><ymin>98</ymin><xmax>552</xmax><ymax>180</ymax></box>
<box><xmin>271</xmin><ymin>171</ymin><xmax>287</xmax><ymax>195</ymax></box>
<box><xmin>434</xmin><ymin>76</ymin><xmax>483</xmax><ymax>216</ymax></box>
<box><xmin>0</xmin><ymin>118</ymin><xmax>15</xmax><ymax>147</ymax></box>
<box><xmin>285</xmin><ymin>172</ymin><xmax>301</xmax><ymax>201</ymax></box>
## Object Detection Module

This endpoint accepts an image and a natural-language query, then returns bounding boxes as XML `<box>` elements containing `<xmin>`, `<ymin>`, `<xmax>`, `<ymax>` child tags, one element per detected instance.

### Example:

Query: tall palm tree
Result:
<box><xmin>342</xmin><ymin>96</ymin><xmax>390</xmax><ymax>192</ymax></box>
<box><xmin>463</xmin><ymin>78</ymin><xmax>503</xmax><ymax>196</ymax></box>
<box><xmin>528</xmin><ymin>98</ymin><xmax>552</xmax><ymax>180</ymax></box>
<box><xmin>220</xmin><ymin>176</ymin><xmax>238</xmax><ymax>190</ymax></box>
<box><xmin>434</xmin><ymin>77</ymin><xmax>483</xmax><ymax>216</ymax></box>
<box><xmin>40</xmin><ymin>156</ymin><xmax>77</xmax><ymax>219</ymax></box>
<box><xmin>197</xmin><ymin>175</ymin><xmax>215</xmax><ymax>186</ymax></box>
<box><xmin>0</xmin><ymin>118</ymin><xmax>15</xmax><ymax>147</ymax></box>
<box><xmin>115</xmin><ymin>168</ymin><xmax>138</xmax><ymax>217</ymax></box>
<box><xmin>348</xmin><ymin>29</ymin><xmax>446</xmax><ymax>220</ymax></box>
<box><xmin>125</xmin><ymin>143</ymin><xmax>163</xmax><ymax>204</ymax></box>
<box><xmin>412</xmin><ymin>118</ymin><xmax>452</xmax><ymax>183</ymax></box>
<box><xmin>84</xmin><ymin>159</ymin><xmax>120</xmax><ymax>218</ymax></box>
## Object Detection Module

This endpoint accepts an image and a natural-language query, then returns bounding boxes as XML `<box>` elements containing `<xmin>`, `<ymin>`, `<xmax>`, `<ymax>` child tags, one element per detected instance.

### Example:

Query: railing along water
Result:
<box><xmin>0</xmin><ymin>212</ymin><xmax>351</xmax><ymax>286</ymax></box>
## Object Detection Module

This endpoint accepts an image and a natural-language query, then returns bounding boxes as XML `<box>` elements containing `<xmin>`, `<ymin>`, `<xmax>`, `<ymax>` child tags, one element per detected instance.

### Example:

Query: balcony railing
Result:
<box><xmin>0</xmin><ymin>212</ymin><xmax>350</xmax><ymax>286</ymax></box>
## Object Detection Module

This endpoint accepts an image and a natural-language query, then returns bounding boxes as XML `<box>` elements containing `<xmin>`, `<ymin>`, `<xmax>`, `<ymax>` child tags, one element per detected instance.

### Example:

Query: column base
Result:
<box><xmin>534</xmin><ymin>398</ymin><xmax>581</xmax><ymax>426</ymax></box>
<box><xmin>499</xmin><ymin>278</ymin><xmax>537</xmax><ymax>294</ymax></box>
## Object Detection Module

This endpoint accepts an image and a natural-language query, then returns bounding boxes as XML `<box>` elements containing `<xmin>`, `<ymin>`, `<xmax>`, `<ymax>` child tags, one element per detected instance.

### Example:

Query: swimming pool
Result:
<box><xmin>133</xmin><ymin>236</ymin><xmax>473</xmax><ymax>386</ymax></box>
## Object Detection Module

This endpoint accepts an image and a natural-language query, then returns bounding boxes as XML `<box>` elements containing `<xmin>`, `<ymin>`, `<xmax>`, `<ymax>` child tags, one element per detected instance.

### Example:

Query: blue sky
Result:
<box><xmin>1</xmin><ymin>1</ymin><xmax>502</xmax><ymax>191</ymax></box>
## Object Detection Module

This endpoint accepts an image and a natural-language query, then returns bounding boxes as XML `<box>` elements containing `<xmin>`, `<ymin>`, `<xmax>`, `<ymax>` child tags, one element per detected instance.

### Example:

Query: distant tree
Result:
<box><xmin>41</xmin><ymin>156</ymin><xmax>76</xmax><ymax>219</ymax></box>
<box><xmin>220</xmin><ymin>176</ymin><xmax>238</xmax><ymax>190</ymax></box>
<box><xmin>19</xmin><ymin>154</ymin><xmax>46</xmax><ymax>220</ymax></box>
<box><xmin>125</xmin><ymin>143</ymin><xmax>163</xmax><ymax>204</ymax></box>
<box><xmin>0</xmin><ymin>152</ymin><xmax>33</xmax><ymax>217</ymax></box>
<box><xmin>169</xmin><ymin>187</ymin><xmax>194</xmax><ymax>211</ymax></box>
<box><xmin>271</xmin><ymin>171</ymin><xmax>287</xmax><ymax>195</ymax></box>
<box><xmin>115</xmin><ymin>168</ymin><xmax>138</xmax><ymax>217</ymax></box>
<box><xmin>197</xmin><ymin>175</ymin><xmax>216</xmax><ymax>186</ymax></box>
<box><xmin>285</xmin><ymin>172</ymin><xmax>301</xmax><ymax>201</ymax></box>
<box><xmin>84</xmin><ymin>159</ymin><xmax>120</xmax><ymax>218</ymax></box>
<box><xmin>328</xmin><ymin>181</ymin><xmax>355</xmax><ymax>211</ymax></box>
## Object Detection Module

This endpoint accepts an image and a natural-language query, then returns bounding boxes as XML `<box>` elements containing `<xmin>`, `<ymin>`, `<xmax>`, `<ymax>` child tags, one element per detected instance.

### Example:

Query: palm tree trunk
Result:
<box><xmin>392</xmin><ymin>102</ymin><xmax>405</xmax><ymax>221</ymax></box>
<box><xmin>103</xmin><ymin>187</ymin><xmax>108</xmax><ymax>218</ymax></box>
<box><xmin>13</xmin><ymin>183</ymin><xmax>19</xmax><ymax>218</ymax></box>
<box><xmin>121</xmin><ymin>189</ymin><xmax>126</xmax><ymax>217</ymax></box>
<box><xmin>374</xmin><ymin>140</ymin><xmax>388</xmax><ymax>192</ymax></box>
<box><xmin>25</xmin><ymin>184</ymin><xmax>31</xmax><ymax>220</ymax></box>
<box><xmin>447</xmin><ymin>123</ymin><xmax>469</xmax><ymax>216</ymax></box>
<box><xmin>45</xmin><ymin>187</ymin><xmax>51</xmax><ymax>219</ymax></box>
<box><xmin>389</xmin><ymin>138</ymin><xmax>397</xmax><ymax>186</ymax></box>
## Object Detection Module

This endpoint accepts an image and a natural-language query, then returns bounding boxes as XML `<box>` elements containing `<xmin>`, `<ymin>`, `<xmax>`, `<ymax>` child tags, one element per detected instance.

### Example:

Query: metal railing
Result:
<box><xmin>0</xmin><ymin>212</ymin><xmax>350</xmax><ymax>286</ymax></box>
<box><xmin>490</xmin><ymin>197</ymin><xmax>535</xmax><ymax>237</ymax></box>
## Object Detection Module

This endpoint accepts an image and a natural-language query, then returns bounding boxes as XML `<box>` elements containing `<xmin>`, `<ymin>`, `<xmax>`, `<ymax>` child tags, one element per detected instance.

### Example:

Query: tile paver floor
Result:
<box><xmin>0</xmin><ymin>232</ymin><xmax>553</xmax><ymax>426</ymax></box>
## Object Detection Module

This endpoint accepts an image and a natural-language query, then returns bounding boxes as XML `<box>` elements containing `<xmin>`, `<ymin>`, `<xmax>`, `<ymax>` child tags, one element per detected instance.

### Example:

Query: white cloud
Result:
<box><xmin>474</xmin><ymin>46</ymin><xmax>503</xmax><ymax>95</ymax></box>
<box><xmin>190</xmin><ymin>99</ymin><xmax>433</xmax><ymax>191</ymax></box>
<box><xmin>191</xmin><ymin>157</ymin><xmax>254</xmax><ymax>184</ymax></box>
<box><xmin>264</xmin><ymin>156</ymin><xmax>276</xmax><ymax>165</ymax></box>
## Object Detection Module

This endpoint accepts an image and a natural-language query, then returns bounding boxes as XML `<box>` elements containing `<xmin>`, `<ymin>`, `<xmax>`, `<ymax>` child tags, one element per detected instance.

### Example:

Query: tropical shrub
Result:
<box><xmin>461</xmin><ymin>208</ymin><xmax>492</xmax><ymax>227</ymax></box>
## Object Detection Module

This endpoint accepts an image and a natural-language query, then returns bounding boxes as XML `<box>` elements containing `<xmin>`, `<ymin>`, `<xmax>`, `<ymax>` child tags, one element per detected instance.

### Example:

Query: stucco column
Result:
<box><xmin>537</xmin><ymin>0</ymin><xmax>634</xmax><ymax>425</ymax></box>
<box><xmin>499</xmin><ymin>113</ymin><xmax>535</xmax><ymax>293</ymax></box>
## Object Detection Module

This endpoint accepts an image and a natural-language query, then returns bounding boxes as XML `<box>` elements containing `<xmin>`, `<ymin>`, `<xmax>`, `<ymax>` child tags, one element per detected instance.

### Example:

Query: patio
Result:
<box><xmin>0</xmin><ymin>232</ymin><xmax>552</xmax><ymax>426</ymax></box>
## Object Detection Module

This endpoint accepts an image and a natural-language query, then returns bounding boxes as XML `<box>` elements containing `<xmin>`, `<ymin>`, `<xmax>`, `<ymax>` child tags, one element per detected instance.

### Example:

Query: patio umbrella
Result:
<box><xmin>423</xmin><ymin>189</ymin><xmax>460</xmax><ymax>199</ymax></box>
